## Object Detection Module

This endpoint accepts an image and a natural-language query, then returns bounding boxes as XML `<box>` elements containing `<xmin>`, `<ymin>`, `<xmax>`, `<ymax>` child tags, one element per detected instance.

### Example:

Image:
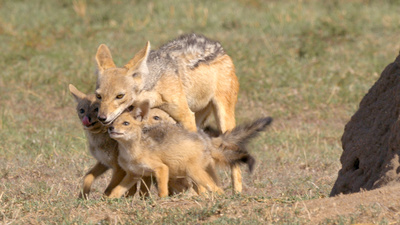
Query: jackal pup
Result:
<box><xmin>107</xmin><ymin>101</ymin><xmax>272</xmax><ymax>198</ymax></box>
<box><xmin>94</xmin><ymin>33</ymin><xmax>244</xmax><ymax>192</ymax></box>
<box><xmin>69</xmin><ymin>84</ymin><xmax>178</xmax><ymax>199</ymax></box>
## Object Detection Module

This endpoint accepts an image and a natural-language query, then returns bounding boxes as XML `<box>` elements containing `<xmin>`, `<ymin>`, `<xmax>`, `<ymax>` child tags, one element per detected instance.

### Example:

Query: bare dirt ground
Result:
<box><xmin>291</xmin><ymin>185</ymin><xmax>400</xmax><ymax>223</ymax></box>
<box><xmin>81</xmin><ymin>182</ymin><xmax>400</xmax><ymax>224</ymax></box>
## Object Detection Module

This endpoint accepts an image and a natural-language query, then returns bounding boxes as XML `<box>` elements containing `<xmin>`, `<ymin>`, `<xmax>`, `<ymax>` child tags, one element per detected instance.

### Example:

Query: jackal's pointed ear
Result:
<box><xmin>95</xmin><ymin>44</ymin><xmax>116</xmax><ymax>72</ymax></box>
<box><xmin>132</xmin><ymin>101</ymin><xmax>150</xmax><ymax>122</ymax></box>
<box><xmin>69</xmin><ymin>84</ymin><xmax>86</xmax><ymax>102</ymax></box>
<box><xmin>125</xmin><ymin>41</ymin><xmax>151</xmax><ymax>78</ymax></box>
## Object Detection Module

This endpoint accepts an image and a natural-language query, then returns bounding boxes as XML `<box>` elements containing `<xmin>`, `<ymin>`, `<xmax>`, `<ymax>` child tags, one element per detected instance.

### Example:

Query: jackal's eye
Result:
<box><xmin>94</xmin><ymin>108</ymin><xmax>99</xmax><ymax>112</ymax></box>
<box><xmin>153</xmin><ymin>116</ymin><xmax>160</xmax><ymax>120</ymax></box>
<box><xmin>79</xmin><ymin>109</ymin><xmax>85</xmax><ymax>114</ymax></box>
<box><xmin>116</xmin><ymin>94</ymin><xmax>125</xmax><ymax>99</ymax></box>
<box><xmin>96</xmin><ymin>94</ymin><xmax>102</xmax><ymax>100</ymax></box>
<box><xmin>123</xmin><ymin>121</ymin><xmax>130</xmax><ymax>126</ymax></box>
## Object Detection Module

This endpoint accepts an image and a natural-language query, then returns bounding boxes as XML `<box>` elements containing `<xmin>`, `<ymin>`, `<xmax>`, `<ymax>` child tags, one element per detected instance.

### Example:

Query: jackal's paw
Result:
<box><xmin>107</xmin><ymin>192</ymin><xmax>122</xmax><ymax>199</ymax></box>
<box><xmin>216</xmin><ymin>188</ymin><xmax>225</xmax><ymax>195</ymax></box>
<box><xmin>157</xmin><ymin>191</ymin><xmax>169</xmax><ymax>198</ymax></box>
<box><xmin>78</xmin><ymin>192</ymin><xmax>89</xmax><ymax>200</ymax></box>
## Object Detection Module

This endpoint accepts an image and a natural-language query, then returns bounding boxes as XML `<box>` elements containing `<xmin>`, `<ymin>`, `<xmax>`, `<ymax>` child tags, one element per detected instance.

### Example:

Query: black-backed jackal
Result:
<box><xmin>94</xmin><ymin>34</ymin><xmax>244</xmax><ymax>192</ymax></box>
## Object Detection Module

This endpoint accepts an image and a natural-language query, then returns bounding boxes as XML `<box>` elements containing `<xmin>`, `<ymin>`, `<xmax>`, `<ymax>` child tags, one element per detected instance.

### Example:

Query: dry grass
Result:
<box><xmin>1</xmin><ymin>0</ymin><xmax>400</xmax><ymax>224</ymax></box>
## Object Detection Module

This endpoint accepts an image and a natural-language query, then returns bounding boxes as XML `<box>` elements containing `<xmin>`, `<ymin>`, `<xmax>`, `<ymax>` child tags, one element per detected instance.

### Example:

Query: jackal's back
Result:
<box><xmin>157</xmin><ymin>33</ymin><xmax>225</xmax><ymax>69</ymax></box>
<box><xmin>144</xmin><ymin>34</ymin><xmax>228</xmax><ymax>90</ymax></box>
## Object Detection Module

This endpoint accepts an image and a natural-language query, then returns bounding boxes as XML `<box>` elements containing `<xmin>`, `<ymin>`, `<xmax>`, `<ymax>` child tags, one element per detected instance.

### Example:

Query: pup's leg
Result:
<box><xmin>205</xmin><ymin>163</ymin><xmax>221</xmax><ymax>187</ymax></box>
<box><xmin>168</xmin><ymin>177</ymin><xmax>191</xmax><ymax>195</ymax></box>
<box><xmin>192</xmin><ymin>183</ymin><xmax>207</xmax><ymax>195</ymax></box>
<box><xmin>192</xmin><ymin>164</ymin><xmax>220</xmax><ymax>195</ymax></box>
<box><xmin>153</xmin><ymin>164</ymin><xmax>169</xmax><ymax>197</ymax></box>
<box><xmin>108</xmin><ymin>173</ymin><xmax>139</xmax><ymax>198</ymax></box>
<box><xmin>79</xmin><ymin>162</ymin><xmax>109</xmax><ymax>199</ymax></box>
<box><xmin>104</xmin><ymin>166</ymin><xmax>126</xmax><ymax>196</ymax></box>
<box><xmin>188</xmin><ymin>166</ymin><xmax>224</xmax><ymax>195</ymax></box>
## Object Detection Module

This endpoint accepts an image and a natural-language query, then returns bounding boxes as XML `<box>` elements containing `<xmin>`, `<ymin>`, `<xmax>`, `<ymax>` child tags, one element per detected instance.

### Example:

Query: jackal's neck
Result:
<box><xmin>116</xmin><ymin>138</ymin><xmax>142</xmax><ymax>158</ymax></box>
<box><xmin>86</xmin><ymin>130</ymin><xmax>109</xmax><ymax>143</ymax></box>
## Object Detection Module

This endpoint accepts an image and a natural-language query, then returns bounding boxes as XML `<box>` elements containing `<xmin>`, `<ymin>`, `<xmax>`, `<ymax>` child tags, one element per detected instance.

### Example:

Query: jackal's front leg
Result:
<box><xmin>79</xmin><ymin>162</ymin><xmax>109</xmax><ymax>199</ymax></box>
<box><xmin>103</xmin><ymin>166</ymin><xmax>126</xmax><ymax>196</ymax></box>
<box><xmin>153</xmin><ymin>164</ymin><xmax>169</xmax><ymax>198</ymax></box>
<box><xmin>160</xmin><ymin>97</ymin><xmax>197</xmax><ymax>132</ymax></box>
<box><xmin>108</xmin><ymin>173</ymin><xmax>139</xmax><ymax>198</ymax></box>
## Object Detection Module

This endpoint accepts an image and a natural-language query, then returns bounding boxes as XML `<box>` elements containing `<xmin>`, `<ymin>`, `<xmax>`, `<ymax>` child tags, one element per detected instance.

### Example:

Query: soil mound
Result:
<box><xmin>301</xmin><ymin>184</ymin><xmax>400</xmax><ymax>223</ymax></box>
<box><xmin>330</xmin><ymin>54</ymin><xmax>400</xmax><ymax>196</ymax></box>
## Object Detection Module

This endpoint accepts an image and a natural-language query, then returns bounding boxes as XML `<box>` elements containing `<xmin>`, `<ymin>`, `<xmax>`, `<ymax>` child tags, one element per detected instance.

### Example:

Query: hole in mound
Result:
<box><xmin>353</xmin><ymin>158</ymin><xmax>360</xmax><ymax>170</ymax></box>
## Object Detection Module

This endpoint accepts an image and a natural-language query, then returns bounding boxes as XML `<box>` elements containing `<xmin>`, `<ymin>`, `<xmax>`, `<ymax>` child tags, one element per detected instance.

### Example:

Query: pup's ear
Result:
<box><xmin>95</xmin><ymin>44</ymin><xmax>116</xmax><ymax>72</ymax></box>
<box><xmin>124</xmin><ymin>41</ymin><xmax>151</xmax><ymax>78</ymax></box>
<box><xmin>69</xmin><ymin>84</ymin><xmax>86</xmax><ymax>102</ymax></box>
<box><xmin>132</xmin><ymin>101</ymin><xmax>150</xmax><ymax>122</ymax></box>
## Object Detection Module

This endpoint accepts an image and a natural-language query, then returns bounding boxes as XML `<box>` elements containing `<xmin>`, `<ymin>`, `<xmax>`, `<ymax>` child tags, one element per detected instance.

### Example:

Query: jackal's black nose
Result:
<box><xmin>108</xmin><ymin>126</ymin><xmax>114</xmax><ymax>132</ymax></box>
<box><xmin>98</xmin><ymin>115</ymin><xmax>107</xmax><ymax>122</ymax></box>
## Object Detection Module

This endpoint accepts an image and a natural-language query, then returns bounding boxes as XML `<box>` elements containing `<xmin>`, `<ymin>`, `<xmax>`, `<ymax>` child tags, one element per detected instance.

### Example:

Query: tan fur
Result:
<box><xmin>94</xmin><ymin>34</ymin><xmax>243</xmax><ymax>192</ymax></box>
<box><xmin>69</xmin><ymin>84</ymin><xmax>183</xmax><ymax>199</ymax></box>
<box><xmin>107</xmin><ymin>102</ymin><xmax>271</xmax><ymax>198</ymax></box>
<box><xmin>107</xmin><ymin>113</ymin><xmax>223</xmax><ymax>198</ymax></box>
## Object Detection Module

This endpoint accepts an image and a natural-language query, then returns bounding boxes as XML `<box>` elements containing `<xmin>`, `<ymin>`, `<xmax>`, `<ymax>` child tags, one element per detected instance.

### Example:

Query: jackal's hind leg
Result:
<box><xmin>212</xmin><ymin>79</ymin><xmax>241</xmax><ymax>193</ymax></box>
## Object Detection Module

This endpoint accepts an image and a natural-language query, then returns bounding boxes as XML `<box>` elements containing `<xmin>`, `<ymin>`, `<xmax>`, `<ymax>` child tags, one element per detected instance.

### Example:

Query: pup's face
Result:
<box><xmin>69</xmin><ymin>84</ymin><xmax>104</xmax><ymax>132</ymax></box>
<box><xmin>108</xmin><ymin>101</ymin><xmax>175</xmax><ymax>141</ymax></box>
<box><xmin>143</xmin><ymin>108</ymin><xmax>177</xmax><ymax>126</ymax></box>
<box><xmin>108</xmin><ymin>112</ymin><xmax>141</xmax><ymax>141</ymax></box>
<box><xmin>75</xmin><ymin>95</ymin><xmax>103</xmax><ymax>132</ymax></box>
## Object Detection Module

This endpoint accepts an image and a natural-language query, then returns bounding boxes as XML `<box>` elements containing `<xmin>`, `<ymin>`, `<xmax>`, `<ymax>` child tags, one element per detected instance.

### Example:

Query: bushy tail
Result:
<box><xmin>210</xmin><ymin>117</ymin><xmax>273</xmax><ymax>173</ymax></box>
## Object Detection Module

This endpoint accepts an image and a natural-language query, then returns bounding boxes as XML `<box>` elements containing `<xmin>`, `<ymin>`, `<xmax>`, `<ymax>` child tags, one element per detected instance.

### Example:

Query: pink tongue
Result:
<box><xmin>82</xmin><ymin>116</ymin><xmax>91</xmax><ymax>126</ymax></box>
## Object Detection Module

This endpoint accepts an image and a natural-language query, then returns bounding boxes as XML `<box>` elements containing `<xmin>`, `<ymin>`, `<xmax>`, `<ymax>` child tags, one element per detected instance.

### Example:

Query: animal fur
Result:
<box><xmin>107</xmin><ymin>101</ymin><xmax>272</xmax><ymax>198</ymax></box>
<box><xmin>94</xmin><ymin>33</ymin><xmax>243</xmax><ymax>192</ymax></box>
<box><xmin>69</xmin><ymin>84</ymin><xmax>183</xmax><ymax>199</ymax></box>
